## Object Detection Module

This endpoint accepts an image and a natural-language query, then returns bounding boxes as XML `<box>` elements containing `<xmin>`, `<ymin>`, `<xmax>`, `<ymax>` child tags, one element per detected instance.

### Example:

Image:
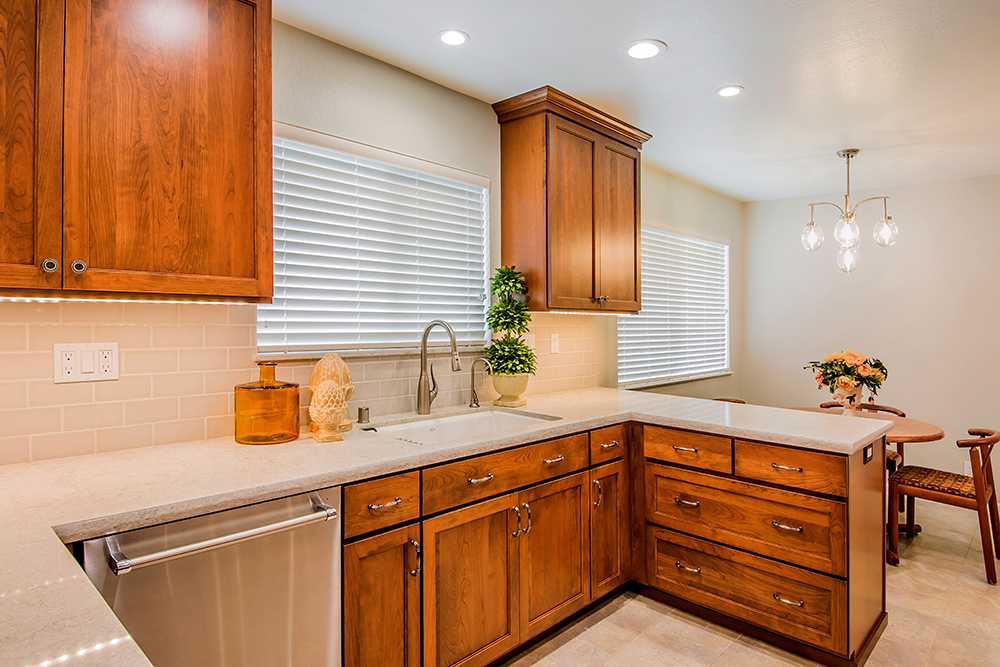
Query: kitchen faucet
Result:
<box><xmin>468</xmin><ymin>358</ymin><xmax>492</xmax><ymax>408</ymax></box>
<box><xmin>417</xmin><ymin>320</ymin><xmax>463</xmax><ymax>414</ymax></box>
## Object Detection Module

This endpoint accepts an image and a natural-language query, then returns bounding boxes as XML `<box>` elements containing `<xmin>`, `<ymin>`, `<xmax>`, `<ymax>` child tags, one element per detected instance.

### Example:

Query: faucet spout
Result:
<box><xmin>417</xmin><ymin>320</ymin><xmax>462</xmax><ymax>415</ymax></box>
<box><xmin>469</xmin><ymin>357</ymin><xmax>492</xmax><ymax>408</ymax></box>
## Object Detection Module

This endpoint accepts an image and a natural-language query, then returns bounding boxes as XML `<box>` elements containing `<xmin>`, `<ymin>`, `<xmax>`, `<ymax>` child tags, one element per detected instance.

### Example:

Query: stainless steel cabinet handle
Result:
<box><xmin>70</xmin><ymin>260</ymin><xmax>88</xmax><ymax>274</ymax></box>
<box><xmin>468</xmin><ymin>473</ymin><xmax>494</xmax><ymax>484</ymax></box>
<box><xmin>674</xmin><ymin>497</ymin><xmax>700</xmax><ymax>508</ymax></box>
<box><xmin>368</xmin><ymin>497</ymin><xmax>402</xmax><ymax>511</ymax></box>
<box><xmin>773</xmin><ymin>593</ymin><xmax>805</xmax><ymax>607</ymax></box>
<box><xmin>409</xmin><ymin>539</ymin><xmax>422</xmax><ymax>577</ymax></box>
<box><xmin>41</xmin><ymin>258</ymin><xmax>59</xmax><ymax>273</ymax></box>
<box><xmin>522</xmin><ymin>503</ymin><xmax>532</xmax><ymax>533</ymax></box>
<box><xmin>675</xmin><ymin>560</ymin><xmax>701</xmax><ymax>574</ymax></box>
<box><xmin>771</xmin><ymin>520</ymin><xmax>804</xmax><ymax>533</ymax></box>
<box><xmin>771</xmin><ymin>462</ymin><xmax>803</xmax><ymax>472</ymax></box>
<box><xmin>593</xmin><ymin>479</ymin><xmax>603</xmax><ymax>507</ymax></box>
<box><xmin>512</xmin><ymin>506</ymin><xmax>522</xmax><ymax>537</ymax></box>
<box><xmin>600</xmin><ymin>440</ymin><xmax>620</xmax><ymax>450</ymax></box>
<box><xmin>105</xmin><ymin>493</ymin><xmax>337</xmax><ymax>576</ymax></box>
<box><xmin>673</xmin><ymin>445</ymin><xmax>698</xmax><ymax>453</ymax></box>
<box><xmin>543</xmin><ymin>455</ymin><xmax>565</xmax><ymax>465</ymax></box>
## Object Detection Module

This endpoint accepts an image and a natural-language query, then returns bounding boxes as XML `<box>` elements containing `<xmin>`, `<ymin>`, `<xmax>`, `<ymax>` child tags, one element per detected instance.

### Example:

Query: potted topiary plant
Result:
<box><xmin>483</xmin><ymin>265</ymin><xmax>537</xmax><ymax>407</ymax></box>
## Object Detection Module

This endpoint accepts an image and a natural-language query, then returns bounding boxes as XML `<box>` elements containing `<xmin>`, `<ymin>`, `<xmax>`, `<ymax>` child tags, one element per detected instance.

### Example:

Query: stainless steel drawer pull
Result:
<box><xmin>771</xmin><ymin>520</ymin><xmax>804</xmax><ymax>533</ymax></box>
<box><xmin>674</xmin><ymin>497</ymin><xmax>701</xmax><ymax>508</ymax></box>
<box><xmin>543</xmin><ymin>455</ymin><xmax>565</xmax><ymax>464</ymax></box>
<box><xmin>593</xmin><ymin>479</ymin><xmax>603</xmax><ymax>507</ymax></box>
<box><xmin>512</xmin><ymin>506</ymin><xmax>522</xmax><ymax>537</ymax></box>
<box><xmin>601</xmin><ymin>440</ymin><xmax>620</xmax><ymax>450</ymax></box>
<box><xmin>522</xmin><ymin>502</ymin><xmax>532</xmax><ymax>533</ymax></box>
<box><xmin>468</xmin><ymin>473</ymin><xmax>494</xmax><ymax>484</ymax></box>
<box><xmin>104</xmin><ymin>492</ymin><xmax>337</xmax><ymax>576</ymax></box>
<box><xmin>675</xmin><ymin>560</ymin><xmax>701</xmax><ymax>574</ymax></box>
<box><xmin>409</xmin><ymin>539</ymin><xmax>422</xmax><ymax>577</ymax></box>
<box><xmin>368</xmin><ymin>497</ymin><xmax>402</xmax><ymax>511</ymax></box>
<box><xmin>771</xmin><ymin>462</ymin><xmax>804</xmax><ymax>472</ymax></box>
<box><xmin>673</xmin><ymin>445</ymin><xmax>698</xmax><ymax>453</ymax></box>
<box><xmin>773</xmin><ymin>593</ymin><xmax>805</xmax><ymax>607</ymax></box>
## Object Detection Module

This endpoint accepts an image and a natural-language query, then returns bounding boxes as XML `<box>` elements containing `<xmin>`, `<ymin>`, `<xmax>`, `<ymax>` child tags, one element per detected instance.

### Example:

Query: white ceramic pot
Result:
<box><xmin>491</xmin><ymin>373</ymin><xmax>530</xmax><ymax>408</ymax></box>
<box><xmin>833</xmin><ymin>384</ymin><xmax>863</xmax><ymax>413</ymax></box>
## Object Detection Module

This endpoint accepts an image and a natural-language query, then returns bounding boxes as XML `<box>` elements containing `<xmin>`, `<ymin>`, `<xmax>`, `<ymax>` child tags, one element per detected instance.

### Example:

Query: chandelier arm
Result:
<box><xmin>807</xmin><ymin>201</ymin><xmax>845</xmax><ymax>216</ymax></box>
<box><xmin>852</xmin><ymin>196</ymin><xmax>888</xmax><ymax>214</ymax></box>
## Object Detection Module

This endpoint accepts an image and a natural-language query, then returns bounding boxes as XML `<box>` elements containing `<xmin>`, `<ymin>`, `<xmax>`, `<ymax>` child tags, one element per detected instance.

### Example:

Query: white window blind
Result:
<box><xmin>618</xmin><ymin>223</ymin><xmax>730</xmax><ymax>387</ymax></box>
<box><xmin>259</xmin><ymin>130</ymin><xmax>489</xmax><ymax>353</ymax></box>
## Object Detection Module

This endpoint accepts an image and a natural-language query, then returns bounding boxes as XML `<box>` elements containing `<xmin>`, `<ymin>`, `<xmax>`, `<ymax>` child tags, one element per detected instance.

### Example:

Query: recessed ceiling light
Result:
<box><xmin>625</xmin><ymin>39</ymin><xmax>667</xmax><ymax>60</ymax></box>
<box><xmin>716</xmin><ymin>85</ymin><xmax>744</xmax><ymax>97</ymax></box>
<box><xmin>439</xmin><ymin>30</ymin><xmax>469</xmax><ymax>46</ymax></box>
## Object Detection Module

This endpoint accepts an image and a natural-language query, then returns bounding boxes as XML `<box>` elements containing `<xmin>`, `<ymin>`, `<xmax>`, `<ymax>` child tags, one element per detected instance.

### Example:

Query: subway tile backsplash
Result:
<box><xmin>0</xmin><ymin>304</ymin><xmax>596</xmax><ymax>465</ymax></box>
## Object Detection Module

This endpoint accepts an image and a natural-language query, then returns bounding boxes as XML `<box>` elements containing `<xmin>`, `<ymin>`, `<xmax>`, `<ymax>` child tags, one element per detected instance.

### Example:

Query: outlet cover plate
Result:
<box><xmin>54</xmin><ymin>343</ymin><xmax>119</xmax><ymax>383</ymax></box>
<box><xmin>965</xmin><ymin>461</ymin><xmax>973</xmax><ymax>477</ymax></box>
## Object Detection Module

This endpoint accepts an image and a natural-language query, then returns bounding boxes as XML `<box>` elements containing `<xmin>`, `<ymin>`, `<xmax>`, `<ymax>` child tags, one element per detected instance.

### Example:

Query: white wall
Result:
<box><xmin>744</xmin><ymin>174</ymin><xmax>1000</xmax><ymax>473</ymax></box>
<box><xmin>598</xmin><ymin>162</ymin><xmax>746</xmax><ymax>400</ymax></box>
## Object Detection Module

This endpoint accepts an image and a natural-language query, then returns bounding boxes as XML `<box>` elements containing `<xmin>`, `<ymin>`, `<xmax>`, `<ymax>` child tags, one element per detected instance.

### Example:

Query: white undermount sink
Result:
<box><xmin>368</xmin><ymin>410</ymin><xmax>561</xmax><ymax>445</ymax></box>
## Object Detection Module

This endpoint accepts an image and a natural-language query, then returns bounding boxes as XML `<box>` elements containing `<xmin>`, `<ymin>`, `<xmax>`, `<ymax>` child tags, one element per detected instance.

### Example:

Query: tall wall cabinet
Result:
<box><xmin>0</xmin><ymin>0</ymin><xmax>272</xmax><ymax>300</ymax></box>
<box><xmin>492</xmin><ymin>87</ymin><xmax>650</xmax><ymax>313</ymax></box>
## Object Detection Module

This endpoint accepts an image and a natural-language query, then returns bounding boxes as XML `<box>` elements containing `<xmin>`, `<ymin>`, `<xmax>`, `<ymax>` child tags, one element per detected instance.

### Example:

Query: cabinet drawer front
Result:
<box><xmin>646</xmin><ymin>464</ymin><xmax>846</xmax><ymax>576</ymax></box>
<box><xmin>735</xmin><ymin>441</ymin><xmax>847</xmax><ymax>497</ymax></box>
<box><xmin>590</xmin><ymin>424</ymin><xmax>625</xmax><ymax>465</ymax></box>
<box><xmin>644</xmin><ymin>426</ymin><xmax>731</xmax><ymax>474</ymax></box>
<box><xmin>423</xmin><ymin>434</ymin><xmax>589</xmax><ymax>515</ymax></box>
<box><xmin>648</xmin><ymin>527</ymin><xmax>847</xmax><ymax>655</ymax></box>
<box><xmin>344</xmin><ymin>471</ymin><xmax>421</xmax><ymax>539</ymax></box>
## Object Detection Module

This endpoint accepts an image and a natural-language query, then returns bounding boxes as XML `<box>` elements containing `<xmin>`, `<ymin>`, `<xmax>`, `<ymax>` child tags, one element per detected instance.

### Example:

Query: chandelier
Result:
<box><xmin>801</xmin><ymin>149</ymin><xmax>898</xmax><ymax>273</ymax></box>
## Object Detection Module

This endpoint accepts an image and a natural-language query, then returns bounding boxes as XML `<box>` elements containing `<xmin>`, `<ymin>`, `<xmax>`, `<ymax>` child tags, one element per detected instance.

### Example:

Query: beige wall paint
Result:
<box><xmin>597</xmin><ymin>162</ymin><xmax>746</xmax><ymax>400</ymax></box>
<box><xmin>744</xmin><ymin>174</ymin><xmax>1000</xmax><ymax>473</ymax></box>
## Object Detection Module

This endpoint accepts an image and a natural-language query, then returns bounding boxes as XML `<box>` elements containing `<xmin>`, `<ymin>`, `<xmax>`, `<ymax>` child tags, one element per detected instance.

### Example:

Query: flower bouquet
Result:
<box><xmin>804</xmin><ymin>350</ymin><xmax>887</xmax><ymax>408</ymax></box>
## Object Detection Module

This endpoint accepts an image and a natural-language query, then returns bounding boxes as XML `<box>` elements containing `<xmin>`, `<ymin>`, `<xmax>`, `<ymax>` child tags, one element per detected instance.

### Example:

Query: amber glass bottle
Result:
<box><xmin>235</xmin><ymin>362</ymin><xmax>300</xmax><ymax>444</ymax></box>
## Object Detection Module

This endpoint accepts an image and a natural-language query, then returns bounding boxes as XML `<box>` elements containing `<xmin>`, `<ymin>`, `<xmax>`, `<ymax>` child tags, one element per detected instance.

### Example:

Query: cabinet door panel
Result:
<box><xmin>597</xmin><ymin>138</ymin><xmax>640</xmax><ymax>311</ymax></box>
<box><xmin>546</xmin><ymin>116</ymin><xmax>597</xmax><ymax>311</ymax></box>
<box><xmin>519</xmin><ymin>471</ymin><xmax>591</xmax><ymax>639</ymax></box>
<box><xmin>63</xmin><ymin>0</ymin><xmax>271</xmax><ymax>297</ymax></box>
<box><xmin>344</xmin><ymin>524</ymin><xmax>421</xmax><ymax>667</ymax></box>
<box><xmin>0</xmin><ymin>0</ymin><xmax>62</xmax><ymax>288</ymax></box>
<box><xmin>591</xmin><ymin>460</ymin><xmax>627</xmax><ymax>598</ymax></box>
<box><xmin>423</xmin><ymin>494</ymin><xmax>519</xmax><ymax>667</ymax></box>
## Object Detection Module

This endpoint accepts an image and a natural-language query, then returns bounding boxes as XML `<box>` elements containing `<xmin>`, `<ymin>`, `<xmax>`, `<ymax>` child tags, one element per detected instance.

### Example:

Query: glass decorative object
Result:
<box><xmin>837</xmin><ymin>244</ymin><xmax>861</xmax><ymax>274</ymax></box>
<box><xmin>873</xmin><ymin>215</ymin><xmax>899</xmax><ymax>247</ymax></box>
<box><xmin>833</xmin><ymin>213</ymin><xmax>860</xmax><ymax>248</ymax></box>
<box><xmin>801</xmin><ymin>221</ymin><xmax>824</xmax><ymax>251</ymax></box>
<box><xmin>235</xmin><ymin>362</ymin><xmax>300</xmax><ymax>445</ymax></box>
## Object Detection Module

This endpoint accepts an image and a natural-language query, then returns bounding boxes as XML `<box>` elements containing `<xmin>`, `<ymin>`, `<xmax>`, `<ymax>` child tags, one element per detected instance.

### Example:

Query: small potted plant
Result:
<box><xmin>483</xmin><ymin>266</ymin><xmax>537</xmax><ymax>407</ymax></box>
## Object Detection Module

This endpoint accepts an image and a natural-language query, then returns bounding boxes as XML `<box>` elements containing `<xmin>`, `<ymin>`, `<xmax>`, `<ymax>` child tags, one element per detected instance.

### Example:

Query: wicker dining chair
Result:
<box><xmin>887</xmin><ymin>429</ymin><xmax>1000</xmax><ymax>584</ymax></box>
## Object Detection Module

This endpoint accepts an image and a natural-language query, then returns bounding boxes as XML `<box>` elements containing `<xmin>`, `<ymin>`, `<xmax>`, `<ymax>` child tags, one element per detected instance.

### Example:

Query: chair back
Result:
<box><xmin>819</xmin><ymin>401</ymin><xmax>906</xmax><ymax>417</ymax></box>
<box><xmin>713</xmin><ymin>398</ymin><xmax>745</xmax><ymax>404</ymax></box>
<box><xmin>957</xmin><ymin>429</ymin><xmax>1000</xmax><ymax>490</ymax></box>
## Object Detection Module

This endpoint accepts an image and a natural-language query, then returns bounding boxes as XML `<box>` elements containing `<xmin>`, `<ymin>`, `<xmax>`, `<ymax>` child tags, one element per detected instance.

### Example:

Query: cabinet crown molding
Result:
<box><xmin>492</xmin><ymin>86</ymin><xmax>652</xmax><ymax>149</ymax></box>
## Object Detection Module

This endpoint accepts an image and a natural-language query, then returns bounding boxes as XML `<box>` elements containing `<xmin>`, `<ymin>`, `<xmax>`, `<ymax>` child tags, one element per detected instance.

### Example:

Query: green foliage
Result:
<box><xmin>483</xmin><ymin>265</ymin><xmax>536</xmax><ymax>375</ymax></box>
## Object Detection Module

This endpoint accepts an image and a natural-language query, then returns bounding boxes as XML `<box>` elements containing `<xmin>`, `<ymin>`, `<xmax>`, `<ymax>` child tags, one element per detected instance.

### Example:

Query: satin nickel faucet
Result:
<box><xmin>469</xmin><ymin>358</ymin><xmax>492</xmax><ymax>408</ymax></box>
<box><xmin>417</xmin><ymin>320</ymin><xmax>463</xmax><ymax>414</ymax></box>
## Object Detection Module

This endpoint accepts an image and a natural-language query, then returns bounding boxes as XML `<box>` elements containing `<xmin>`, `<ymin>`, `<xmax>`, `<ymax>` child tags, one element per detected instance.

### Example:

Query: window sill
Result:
<box><xmin>255</xmin><ymin>345</ymin><xmax>487</xmax><ymax>364</ymax></box>
<box><xmin>620</xmin><ymin>369</ymin><xmax>732</xmax><ymax>391</ymax></box>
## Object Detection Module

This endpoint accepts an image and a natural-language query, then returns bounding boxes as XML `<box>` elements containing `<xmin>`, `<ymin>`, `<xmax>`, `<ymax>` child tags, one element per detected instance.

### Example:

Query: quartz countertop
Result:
<box><xmin>0</xmin><ymin>388</ymin><xmax>892</xmax><ymax>667</ymax></box>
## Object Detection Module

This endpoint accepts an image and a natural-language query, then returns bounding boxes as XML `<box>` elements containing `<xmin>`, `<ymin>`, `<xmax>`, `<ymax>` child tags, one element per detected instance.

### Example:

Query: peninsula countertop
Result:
<box><xmin>0</xmin><ymin>388</ymin><xmax>892</xmax><ymax>667</ymax></box>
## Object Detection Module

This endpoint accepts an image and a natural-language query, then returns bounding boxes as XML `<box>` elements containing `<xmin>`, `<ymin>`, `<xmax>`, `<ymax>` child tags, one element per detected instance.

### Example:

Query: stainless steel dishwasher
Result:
<box><xmin>81</xmin><ymin>487</ymin><xmax>342</xmax><ymax>667</ymax></box>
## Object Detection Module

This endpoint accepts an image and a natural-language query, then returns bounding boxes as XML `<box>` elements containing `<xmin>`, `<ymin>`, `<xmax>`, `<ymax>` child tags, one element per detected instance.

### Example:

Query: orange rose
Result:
<box><xmin>824</xmin><ymin>352</ymin><xmax>845</xmax><ymax>363</ymax></box>
<box><xmin>857</xmin><ymin>364</ymin><xmax>874</xmax><ymax>377</ymax></box>
<box><xmin>836</xmin><ymin>376</ymin><xmax>857</xmax><ymax>391</ymax></box>
<box><xmin>814</xmin><ymin>370</ymin><xmax>825</xmax><ymax>385</ymax></box>
<box><xmin>842</xmin><ymin>350</ymin><xmax>867</xmax><ymax>367</ymax></box>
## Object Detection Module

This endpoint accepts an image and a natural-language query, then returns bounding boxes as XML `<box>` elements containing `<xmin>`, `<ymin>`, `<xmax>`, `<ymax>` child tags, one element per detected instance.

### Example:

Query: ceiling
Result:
<box><xmin>272</xmin><ymin>0</ymin><xmax>1000</xmax><ymax>202</ymax></box>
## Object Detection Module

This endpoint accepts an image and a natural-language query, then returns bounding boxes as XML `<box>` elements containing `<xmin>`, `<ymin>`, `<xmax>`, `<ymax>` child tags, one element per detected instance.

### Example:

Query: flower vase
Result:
<box><xmin>491</xmin><ymin>373</ymin><xmax>529</xmax><ymax>408</ymax></box>
<box><xmin>834</xmin><ymin>386</ymin><xmax>863</xmax><ymax>414</ymax></box>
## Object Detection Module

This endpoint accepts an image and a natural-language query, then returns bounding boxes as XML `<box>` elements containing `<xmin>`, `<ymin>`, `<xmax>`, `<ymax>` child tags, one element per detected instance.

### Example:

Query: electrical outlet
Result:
<box><xmin>523</xmin><ymin>333</ymin><xmax>536</xmax><ymax>350</ymax></box>
<box><xmin>54</xmin><ymin>343</ymin><xmax>119</xmax><ymax>383</ymax></box>
<box><xmin>551</xmin><ymin>333</ymin><xmax>559</xmax><ymax>354</ymax></box>
<box><xmin>965</xmin><ymin>461</ymin><xmax>973</xmax><ymax>477</ymax></box>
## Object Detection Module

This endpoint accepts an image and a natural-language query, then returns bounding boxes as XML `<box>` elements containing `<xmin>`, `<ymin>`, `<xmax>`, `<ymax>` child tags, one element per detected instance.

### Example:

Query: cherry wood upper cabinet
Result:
<box><xmin>0</xmin><ymin>0</ymin><xmax>272</xmax><ymax>299</ymax></box>
<box><xmin>0</xmin><ymin>0</ymin><xmax>63</xmax><ymax>289</ymax></box>
<box><xmin>493</xmin><ymin>87</ymin><xmax>649</xmax><ymax>313</ymax></box>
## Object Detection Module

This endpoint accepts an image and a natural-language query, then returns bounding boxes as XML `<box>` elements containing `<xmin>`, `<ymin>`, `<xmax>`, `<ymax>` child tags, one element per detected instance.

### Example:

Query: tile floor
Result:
<box><xmin>500</xmin><ymin>502</ymin><xmax>1000</xmax><ymax>667</ymax></box>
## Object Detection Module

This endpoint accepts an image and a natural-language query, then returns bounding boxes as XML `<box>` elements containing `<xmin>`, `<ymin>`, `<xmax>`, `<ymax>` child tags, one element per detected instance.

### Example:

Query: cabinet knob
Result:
<box><xmin>70</xmin><ymin>260</ymin><xmax>88</xmax><ymax>274</ymax></box>
<box><xmin>41</xmin><ymin>258</ymin><xmax>60</xmax><ymax>273</ymax></box>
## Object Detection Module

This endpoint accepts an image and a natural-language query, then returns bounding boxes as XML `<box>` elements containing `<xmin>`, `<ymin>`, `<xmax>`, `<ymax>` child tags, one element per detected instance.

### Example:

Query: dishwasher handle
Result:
<box><xmin>105</xmin><ymin>493</ymin><xmax>337</xmax><ymax>576</ymax></box>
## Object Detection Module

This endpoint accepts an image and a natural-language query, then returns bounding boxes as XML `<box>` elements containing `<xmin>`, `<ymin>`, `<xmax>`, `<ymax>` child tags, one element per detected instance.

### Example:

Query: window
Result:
<box><xmin>617</xmin><ymin>222</ymin><xmax>730</xmax><ymax>387</ymax></box>
<box><xmin>259</xmin><ymin>124</ymin><xmax>490</xmax><ymax>354</ymax></box>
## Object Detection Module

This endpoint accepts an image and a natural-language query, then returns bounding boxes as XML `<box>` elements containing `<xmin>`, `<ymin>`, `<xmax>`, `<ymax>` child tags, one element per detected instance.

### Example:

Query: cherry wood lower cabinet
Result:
<box><xmin>591</xmin><ymin>460</ymin><xmax>628</xmax><ymax>599</ymax></box>
<box><xmin>344</xmin><ymin>524</ymin><xmax>422</xmax><ymax>667</ymax></box>
<box><xmin>422</xmin><ymin>494</ymin><xmax>521</xmax><ymax>667</ymax></box>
